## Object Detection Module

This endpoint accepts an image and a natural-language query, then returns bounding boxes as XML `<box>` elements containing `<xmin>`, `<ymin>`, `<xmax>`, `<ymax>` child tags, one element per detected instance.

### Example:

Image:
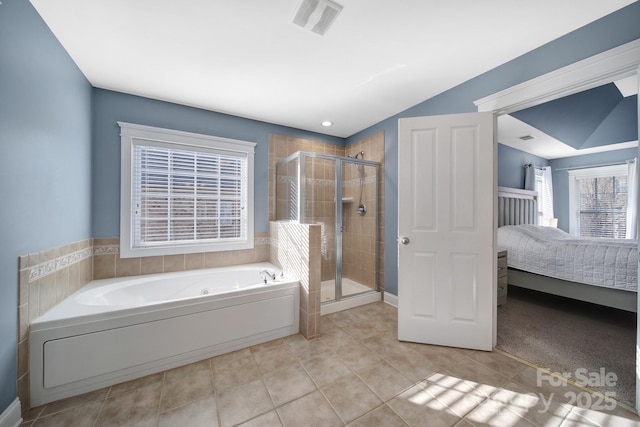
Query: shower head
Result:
<box><xmin>354</xmin><ymin>151</ymin><xmax>364</xmax><ymax>159</ymax></box>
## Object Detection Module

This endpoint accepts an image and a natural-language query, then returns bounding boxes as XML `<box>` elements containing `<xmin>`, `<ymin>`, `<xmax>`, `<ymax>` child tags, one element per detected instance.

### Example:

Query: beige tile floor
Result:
<box><xmin>21</xmin><ymin>302</ymin><xmax>640</xmax><ymax>427</ymax></box>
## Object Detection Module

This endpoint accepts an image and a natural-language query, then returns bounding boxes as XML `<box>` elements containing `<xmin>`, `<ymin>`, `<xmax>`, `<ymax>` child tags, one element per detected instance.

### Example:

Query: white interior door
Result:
<box><xmin>398</xmin><ymin>112</ymin><xmax>496</xmax><ymax>351</ymax></box>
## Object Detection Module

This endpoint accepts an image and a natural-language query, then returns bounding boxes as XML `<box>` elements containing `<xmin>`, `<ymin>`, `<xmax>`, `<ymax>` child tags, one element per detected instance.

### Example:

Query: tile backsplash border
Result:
<box><xmin>26</xmin><ymin>247</ymin><xmax>93</xmax><ymax>284</ymax></box>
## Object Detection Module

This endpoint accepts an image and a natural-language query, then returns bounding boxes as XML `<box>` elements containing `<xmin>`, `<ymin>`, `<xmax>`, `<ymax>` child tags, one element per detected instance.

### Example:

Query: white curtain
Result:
<box><xmin>626</xmin><ymin>157</ymin><xmax>638</xmax><ymax>239</ymax></box>
<box><xmin>535</xmin><ymin>166</ymin><xmax>554</xmax><ymax>226</ymax></box>
<box><xmin>524</xmin><ymin>164</ymin><xmax>554</xmax><ymax>226</ymax></box>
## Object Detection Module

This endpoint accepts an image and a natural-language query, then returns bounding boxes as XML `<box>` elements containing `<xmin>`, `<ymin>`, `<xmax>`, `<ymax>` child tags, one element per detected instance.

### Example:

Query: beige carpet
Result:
<box><xmin>497</xmin><ymin>286</ymin><xmax>637</xmax><ymax>407</ymax></box>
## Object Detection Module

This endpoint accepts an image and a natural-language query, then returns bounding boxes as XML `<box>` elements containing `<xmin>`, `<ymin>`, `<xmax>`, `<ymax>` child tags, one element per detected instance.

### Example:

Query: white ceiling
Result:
<box><xmin>31</xmin><ymin>0</ymin><xmax>635</xmax><ymax>138</ymax></box>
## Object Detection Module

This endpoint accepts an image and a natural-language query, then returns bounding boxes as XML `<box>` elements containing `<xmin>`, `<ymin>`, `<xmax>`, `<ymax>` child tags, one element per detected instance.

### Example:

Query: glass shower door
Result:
<box><xmin>340</xmin><ymin>159</ymin><xmax>378</xmax><ymax>298</ymax></box>
<box><xmin>302</xmin><ymin>155</ymin><xmax>339</xmax><ymax>302</ymax></box>
<box><xmin>280</xmin><ymin>151</ymin><xmax>378</xmax><ymax>305</ymax></box>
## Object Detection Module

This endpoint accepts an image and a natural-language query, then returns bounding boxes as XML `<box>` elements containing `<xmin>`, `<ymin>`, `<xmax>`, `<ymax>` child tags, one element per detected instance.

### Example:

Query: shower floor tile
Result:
<box><xmin>22</xmin><ymin>301</ymin><xmax>640</xmax><ymax>427</ymax></box>
<box><xmin>321</xmin><ymin>278</ymin><xmax>373</xmax><ymax>302</ymax></box>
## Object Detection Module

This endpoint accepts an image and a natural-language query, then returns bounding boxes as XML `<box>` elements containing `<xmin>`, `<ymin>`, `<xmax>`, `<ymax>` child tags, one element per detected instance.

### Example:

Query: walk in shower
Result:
<box><xmin>276</xmin><ymin>151</ymin><xmax>380</xmax><ymax>311</ymax></box>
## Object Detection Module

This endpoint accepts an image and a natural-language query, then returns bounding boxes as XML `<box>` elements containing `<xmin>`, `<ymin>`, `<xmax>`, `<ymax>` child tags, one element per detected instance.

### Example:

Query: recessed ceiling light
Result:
<box><xmin>321</xmin><ymin>121</ymin><xmax>333</xmax><ymax>127</ymax></box>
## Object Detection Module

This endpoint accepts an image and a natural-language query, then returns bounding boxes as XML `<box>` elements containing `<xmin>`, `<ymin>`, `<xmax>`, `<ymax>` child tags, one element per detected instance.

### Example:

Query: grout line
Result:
<box><xmin>91</xmin><ymin>390</ymin><xmax>109</xmax><ymax>427</ymax></box>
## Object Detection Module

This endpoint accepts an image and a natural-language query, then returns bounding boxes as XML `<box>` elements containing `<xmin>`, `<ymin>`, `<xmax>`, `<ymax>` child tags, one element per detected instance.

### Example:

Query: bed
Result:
<box><xmin>497</xmin><ymin>186</ymin><xmax>638</xmax><ymax>312</ymax></box>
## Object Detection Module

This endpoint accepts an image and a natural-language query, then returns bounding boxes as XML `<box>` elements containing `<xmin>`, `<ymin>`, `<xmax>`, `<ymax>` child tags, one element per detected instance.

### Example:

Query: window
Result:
<box><xmin>568</xmin><ymin>164</ymin><xmax>628</xmax><ymax>239</ymax></box>
<box><xmin>119</xmin><ymin>122</ymin><xmax>255</xmax><ymax>258</ymax></box>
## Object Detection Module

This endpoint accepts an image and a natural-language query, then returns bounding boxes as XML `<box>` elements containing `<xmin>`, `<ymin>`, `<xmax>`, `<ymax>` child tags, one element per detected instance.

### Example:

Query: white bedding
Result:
<box><xmin>497</xmin><ymin>225</ymin><xmax>637</xmax><ymax>292</ymax></box>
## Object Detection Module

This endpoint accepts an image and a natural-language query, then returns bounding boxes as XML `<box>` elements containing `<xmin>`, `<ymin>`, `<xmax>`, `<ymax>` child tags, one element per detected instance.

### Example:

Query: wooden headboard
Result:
<box><xmin>498</xmin><ymin>186</ymin><xmax>538</xmax><ymax>227</ymax></box>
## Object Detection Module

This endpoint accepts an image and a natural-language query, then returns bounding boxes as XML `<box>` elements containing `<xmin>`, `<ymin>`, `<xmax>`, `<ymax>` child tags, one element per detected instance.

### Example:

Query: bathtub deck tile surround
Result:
<box><xmin>269</xmin><ymin>221</ymin><xmax>321</xmax><ymax>339</ymax></box>
<box><xmin>93</xmin><ymin>232</ymin><xmax>272</xmax><ymax>279</ymax></box>
<box><xmin>18</xmin><ymin>238</ymin><xmax>94</xmax><ymax>413</ymax></box>
<box><xmin>17</xmin><ymin>231</ymin><xmax>274</xmax><ymax>416</ymax></box>
<box><xmin>21</xmin><ymin>301</ymin><xmax>640</xmax><ymax>427</ymax></box>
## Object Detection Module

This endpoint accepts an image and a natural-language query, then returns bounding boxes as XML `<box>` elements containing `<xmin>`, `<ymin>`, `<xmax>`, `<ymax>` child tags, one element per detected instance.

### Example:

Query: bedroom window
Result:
<box><xmin>119</xmin><ymin>122</ymin><xmax>256</xmax><ymax>258</ymax></box>
<box><xmin>568</xmin><ymin>164</ymin><xmax>628</xmax><ymax>239</ymax></box>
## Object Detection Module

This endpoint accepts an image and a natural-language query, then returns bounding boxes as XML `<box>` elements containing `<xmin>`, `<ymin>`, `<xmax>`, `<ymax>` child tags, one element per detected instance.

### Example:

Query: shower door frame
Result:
<box><xmin>277</xmin><ymin>151</ymin><xmax>380</xmax><ymax>302</ymax></box>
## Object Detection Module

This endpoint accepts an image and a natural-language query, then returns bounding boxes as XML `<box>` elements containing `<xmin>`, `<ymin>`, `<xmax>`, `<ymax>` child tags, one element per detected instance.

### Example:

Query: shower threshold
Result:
<box><xmin>320</xmin><ymin>278</ymin><xmax>381</xmax><ymax>315</ymax></box>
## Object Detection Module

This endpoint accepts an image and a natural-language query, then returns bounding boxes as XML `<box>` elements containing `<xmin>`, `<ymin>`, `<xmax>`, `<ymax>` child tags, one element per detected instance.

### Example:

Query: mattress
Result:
<box><xmin>497</xmin><ymin>225</ymin><xmax>637</xmax><ymax>292</ymax></box>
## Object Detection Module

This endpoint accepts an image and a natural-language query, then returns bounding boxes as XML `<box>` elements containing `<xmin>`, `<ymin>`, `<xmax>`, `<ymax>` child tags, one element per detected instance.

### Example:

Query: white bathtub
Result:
<box><xmin>29</xmin><ymin>262</ymin><xmax>299</xmax><ymax>406</ymax></box>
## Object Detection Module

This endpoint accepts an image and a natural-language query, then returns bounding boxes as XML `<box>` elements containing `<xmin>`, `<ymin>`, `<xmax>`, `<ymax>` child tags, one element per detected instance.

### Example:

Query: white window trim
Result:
<box><xmin>119</xmin><ymin>122</ymin><xmax>256</xmax><ymax>258</ymax></box>
<box><xmin>567</xmin><ymin>164</ymin><xmax>628</xmax><ymax>236</ymax></box>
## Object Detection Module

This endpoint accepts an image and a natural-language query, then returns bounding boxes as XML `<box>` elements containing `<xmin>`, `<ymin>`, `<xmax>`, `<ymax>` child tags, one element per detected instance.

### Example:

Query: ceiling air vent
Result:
<box><xmin>292</xmin><ymin>0</ymin><xmax>343</xmax><ymax>36</ymax></box>
<box><xmin>519</xmin><ymin>135</ymin><xmax>535</xmax><ymax>141</ymax></box>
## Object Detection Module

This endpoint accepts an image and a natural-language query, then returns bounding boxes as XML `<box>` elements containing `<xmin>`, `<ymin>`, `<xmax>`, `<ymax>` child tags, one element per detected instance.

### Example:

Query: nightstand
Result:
<box><xmin>497</xmin><ymin>250</ymin><xmax>508</xmax><ymax>306</ymax></box>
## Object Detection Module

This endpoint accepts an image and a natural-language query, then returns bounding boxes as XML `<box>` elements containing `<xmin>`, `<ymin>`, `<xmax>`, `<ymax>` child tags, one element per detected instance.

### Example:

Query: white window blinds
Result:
<box><xmin>119</xmin><ymin>122</ymin><xmax>255</xmax><ymax>258</ymax></box>
<box><xmin>577</xmin><ymin>174</ymin><xmax>627</xmax><ymax>239</ymax></box>
<box><xmin>132</xmin><ymin>145</ymin><xmax>248</xmax><ymax>246</ymax></box>
<box><xmin>568</xmin><ymin>164</ymin><xmax>629</xmax><ymax>239</ymax></box>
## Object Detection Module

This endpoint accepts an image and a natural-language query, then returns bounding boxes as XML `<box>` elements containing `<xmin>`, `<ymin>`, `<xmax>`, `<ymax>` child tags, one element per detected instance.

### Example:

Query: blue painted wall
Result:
<box><xmin>1</xmin><ymin>0</ymin><xmax>639</xmax><ymax>415</ymax></box>
<box><xmin>0</xmin><ymin>0</ymin><xmax>92</xmax><ymax>413</ymax></box>
<box><xmin>91</xmin><ymin>89</ymin><xmax>344</xmax><ymax>238</ymax></box>
<box><xmin>497</xmin><ymin>144</ymin><xmax>550</xmax><ymax>189</ymax></box>
<box><xmin>346</xmin><ymin>1</ymin><xmax>640</xmax><ymax>296</ymax></box>
<box><xmin>549</xmin><ymin>148</ymin><xmax>638</xmax><ymax>232</ymax></box>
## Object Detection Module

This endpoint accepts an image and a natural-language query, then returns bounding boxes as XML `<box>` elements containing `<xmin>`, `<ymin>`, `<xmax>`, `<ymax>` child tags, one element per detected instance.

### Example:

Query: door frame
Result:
<box><xmin>474</xmin><ymin>38</ymin><xmax>640</xmax><ymax>412</ymax></box>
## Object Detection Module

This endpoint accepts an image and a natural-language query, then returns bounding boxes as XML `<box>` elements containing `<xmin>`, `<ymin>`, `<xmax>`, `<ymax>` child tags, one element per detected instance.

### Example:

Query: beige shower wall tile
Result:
<box><xmin>28</xmin><ymin>252</ymin><xmax>40</xmax><ymax>268</ymax></box>
<box><xmin>185</xmin><ymin>253</ymin><xmax>205</xmax><ymax>270</ymax></box>
<box><xmin>308</xmin><ymin>310</ymin><xmax>318</xmax><ymax>339</ymax></box>
<box><xmin>273</xmin><ymin>136</ymin><xmax>288</xmax><ymax>159</ymax></box>
<box><xmin>69</xmin><ymin>261</ymin><xmax>82</xmax><ymax>292</ymax></box>
<box><xmin>255</xmin><ymin>242</ymin><xmax>269</xmax><ymax>263</ymax></box>
<box><xmin>19</xmin><ymin>255</ymin><xmax>29</xmax><ymax>271</ymax></box>
<box><xmin>18</xmin><ymin>338</ymin><xmax>28</xmax><ymax>378</ymax></box>
<box><xmin>71</xmin><ymin>238</ymin><xmax>92</xmax><ymax>252</ymax></box>
<box><xmin>116</xmin><ymin>256</ymin><xmax>141</xmax><ymax>277</ymax></box>
<box><xmin>18</xmin><ymin>373</ymin><xmax>29</xmax><ymax>414</ymax></box>
<box><xmin>299</xmin><ymin>285</ymin><xmax>308</xmax><ymax>313</ymax></box>
<box><xmin>164</xmin><ymin>254</ymin><xmax>185</xmax><ymax>272</ymax></box>
<box><xmin>82</xmin><ymin>258</ymin><xmax>93</xmax><ymax>285</ymax></box>
<box><xmin>55</xmin><ymin>267</ymin><xmax>69</xmax><ymax>304</ymax></box>
<box><xmin>309</xmin><ymin>290</ymin><xmax>320</xmax><ymax>315</ymax></box>
<box><xmin>18</xmin><ymin>304</ymin><xmax>29</xmax><ymax>342</ymax></box>
<box><xmin>223</xmin><ymin>249</ymin><xmax>255</xmax><ymax>266</ymax></box>
<box><xmin>93</xmin><ymin>254</ymin><xmax>116</xmax><ymax>279</ymax></box>
<box><xmin>141</xmin><ymin>256</ymin><xmax>164</xmax><ymax>275</ymax></box>
<box><xmin>299</xmin><ymin>308</ymin><xmax>309</xmax><ymax>339</ymax></box>
<box><xmin>205</xmin><ymin>251</ymin><xmax>224</xmax><ymax>268</ymax></box>
<box><xmin>93</xmin><ymin>237</ymin><xmax>119</xmax><ymax>246</ymax></box>
<box><xmin>38</xmin><ymin>273</ymin><xmax>56</xmax><ymax>316</ymax></box>
<box><xmin>28</xmin><ymin>280</ymin><xmax>40</xmax><ymax>322</ymax></box>
<box><xmin>19</xmin><ymin>269</ymin><xmax>29</xmax><ymax>306</ymax></box>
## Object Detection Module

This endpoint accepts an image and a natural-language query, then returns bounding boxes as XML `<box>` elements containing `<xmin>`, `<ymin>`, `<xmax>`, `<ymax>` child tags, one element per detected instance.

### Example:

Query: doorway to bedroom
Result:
<box><xmin>480</xmin><ymin>40</ymin><xmax>640</xmax><ymax>410</ymax></box>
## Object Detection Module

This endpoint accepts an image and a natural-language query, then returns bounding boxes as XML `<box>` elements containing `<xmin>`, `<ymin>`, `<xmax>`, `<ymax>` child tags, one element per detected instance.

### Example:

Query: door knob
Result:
<box><xmin>400</xmin><ymin>237</ymin><xmax>410</xmax><ymax>245</ymax></box>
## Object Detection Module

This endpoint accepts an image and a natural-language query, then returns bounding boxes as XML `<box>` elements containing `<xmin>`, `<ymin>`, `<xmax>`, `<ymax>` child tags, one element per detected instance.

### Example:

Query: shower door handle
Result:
<box><xmin>400</xmin><ymin>236</ymin><xmax>410</xmax><ymax>245</ymax></box>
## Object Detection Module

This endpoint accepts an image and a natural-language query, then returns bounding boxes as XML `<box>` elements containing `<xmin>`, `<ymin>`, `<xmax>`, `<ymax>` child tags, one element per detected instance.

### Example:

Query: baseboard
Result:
<box><xmin>384</xmin><ymin>292</ymin><xmax>398</xmax><ymax>308</ymax></box>
<box><xmin>0</xmin><ymin>399</ymin><xmax>22</xmax><ymax>427</ymax></box>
